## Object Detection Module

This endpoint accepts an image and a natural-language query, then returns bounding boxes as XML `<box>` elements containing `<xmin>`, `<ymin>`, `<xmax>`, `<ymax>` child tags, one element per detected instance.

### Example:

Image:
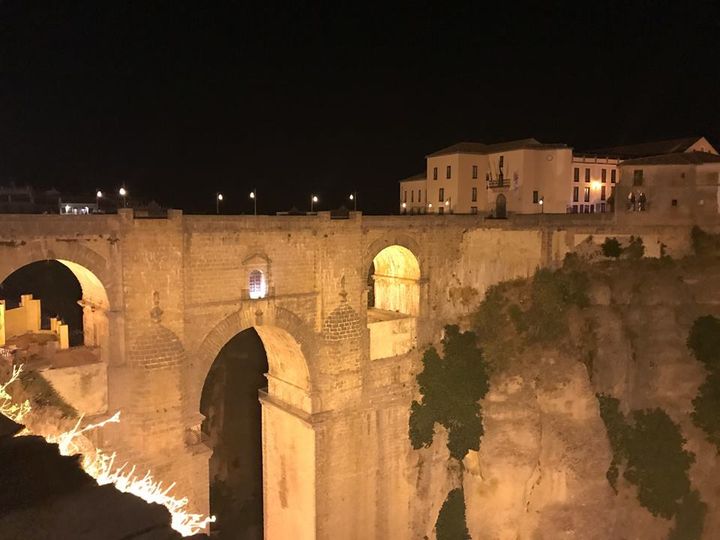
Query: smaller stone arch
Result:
<box><xmin>364</xmin><ymin>233</ymin><xmax>423</xmax><ymax>278</ymax></box>
<box><xmin>371</xmin><ymin>245</ymin><xmax>421</xmax><ymax>316</ymax></box>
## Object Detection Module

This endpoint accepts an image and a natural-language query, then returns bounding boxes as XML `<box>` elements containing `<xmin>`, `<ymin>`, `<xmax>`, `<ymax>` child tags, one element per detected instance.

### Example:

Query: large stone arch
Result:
<box><xmin>190</xmin><ymin>303</ymin><xmax>319</xmax><ymax>539</ymax></box>
<box><xmin>190</xmin><ymin>303</ymin><xmax>318</xmax><ymax>416</ymax></box>
<box><xmin>0</xmin><ymin>239</ymin><xmax>117</xmax><ymax>309</ymax></box>
<box><xmin>0</xmin><ymin>239</ymin><xmax>117</xmax><ymax>358</ymax></box>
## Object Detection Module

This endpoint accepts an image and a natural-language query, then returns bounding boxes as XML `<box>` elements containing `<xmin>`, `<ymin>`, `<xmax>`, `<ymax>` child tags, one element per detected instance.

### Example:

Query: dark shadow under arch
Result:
<box><xmin>201</xmin><ymin>327</ymin><xmax>268</xmax><ymax>540</ymax></box>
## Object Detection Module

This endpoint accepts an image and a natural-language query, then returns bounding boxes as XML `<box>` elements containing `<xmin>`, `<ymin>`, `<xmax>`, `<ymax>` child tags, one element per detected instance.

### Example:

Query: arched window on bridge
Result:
<box><xmin>248</xmin><ymin>269</ymin><xmax>267</xmax><ymax>299</ymax></box>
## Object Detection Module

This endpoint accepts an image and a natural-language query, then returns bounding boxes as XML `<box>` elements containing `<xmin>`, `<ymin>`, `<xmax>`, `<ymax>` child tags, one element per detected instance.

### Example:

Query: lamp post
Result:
<box><xmin>401</xmin><ymin>202</ymin><xmax>407</xmax><ymax>214</ymax></box>
<box><xmin>349</xmin><ymin>191</ymin><xmax>357</xmax><ymax>211</ymax></box>
<box><xmin>539</xmin><ymin>197</ymin><xmax>544</xmax><ymax>214</ymax></box>
<box><xmin>310</xmin><ymin>194</ymin><xmax>318</xmax><ymax>213</ymax></box>
<box><xmin>118</xmin><ymin>187</ymin><xmax>127</xmax><ymax>208</ymax></box>
<box><xmin>95</xmin><ymin>190</ymin><xmax>102</xmax><ymax>213</ymax></box>
<box><xmin>445</xmin><ymin>197</ymin><xmax>452</xmax><ymax>213</ymax></box>
<box><xmin>249</xmin><ymin>189</ymin><xmax>257</xmax><ymax>215</ymax></box>
<box><xmin>216</xmin><ymin>193</ymin><xmax>224</xmax><ymax>214</ymax></box>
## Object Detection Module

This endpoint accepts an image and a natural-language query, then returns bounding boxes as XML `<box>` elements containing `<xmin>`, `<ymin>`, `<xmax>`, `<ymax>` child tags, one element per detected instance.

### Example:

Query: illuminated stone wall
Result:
<box><xmin>0</xmin><ymin>210</ymin><xmax>715</xmax><ymax>538</ymax></box>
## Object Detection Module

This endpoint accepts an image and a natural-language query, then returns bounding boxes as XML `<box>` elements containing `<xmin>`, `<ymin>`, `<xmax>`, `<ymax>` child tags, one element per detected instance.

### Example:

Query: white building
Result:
<box><xmin>400</xmin><ymin>135</ymin><xmax>718</xmax><ymax>217</ymax></box>
<box><xmin>399</xmin><ymin>138</ymin><xmax>571</xmax><ymax>216</ymax></box>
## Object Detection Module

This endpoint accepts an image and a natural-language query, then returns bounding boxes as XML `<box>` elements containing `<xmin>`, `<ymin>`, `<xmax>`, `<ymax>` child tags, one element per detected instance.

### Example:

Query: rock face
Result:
<box><xmin>0</xmin><ymin>419</ymin><xmax>208</xmax><ymax>540</ymax></box>
<box><xmin>412</xmin><ymin>258</ymin><xmax>720</xmax><ymax>540</ymax></box>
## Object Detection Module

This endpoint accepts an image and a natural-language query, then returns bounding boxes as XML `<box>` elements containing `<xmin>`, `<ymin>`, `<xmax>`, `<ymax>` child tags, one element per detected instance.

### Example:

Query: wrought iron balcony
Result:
<box><xmin>487</xmin><ymin>178</ymin><xmax>509</xmax><ymax>188</ymax></box>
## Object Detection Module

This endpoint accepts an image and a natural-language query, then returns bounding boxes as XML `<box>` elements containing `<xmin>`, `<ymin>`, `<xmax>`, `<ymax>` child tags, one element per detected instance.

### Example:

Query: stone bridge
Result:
<box><xmin>0</xmin><ymin>209</ymin><xmax>694</xmax><ymax>539</ymax></box>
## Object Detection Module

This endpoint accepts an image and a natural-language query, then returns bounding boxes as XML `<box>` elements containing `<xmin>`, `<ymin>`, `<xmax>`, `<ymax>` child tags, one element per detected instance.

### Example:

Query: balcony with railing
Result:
<box><xmin>487</xmin><ymin>176</ymin><xmax>509</xmax><ymax>189</ymax></box>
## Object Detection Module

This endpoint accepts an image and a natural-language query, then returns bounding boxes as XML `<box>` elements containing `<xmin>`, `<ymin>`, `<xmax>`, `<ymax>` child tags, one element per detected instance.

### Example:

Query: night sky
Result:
<box><xmin>1</xmin><ymin>1</ymin><xmax>719</xmax><ymax>214</ymax></box>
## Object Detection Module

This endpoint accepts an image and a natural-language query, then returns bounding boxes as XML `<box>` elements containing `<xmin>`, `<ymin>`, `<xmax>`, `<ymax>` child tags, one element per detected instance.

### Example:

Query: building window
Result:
<box><xmin>433</xmin><ymin>167</ymin><xmax>438</xmax><ymax>180</ymax></box>
<box><xmin>584</xmin><ymin>187</ymin><xmax>590</xmax><ymax>202</ymax></box>
<box><xmin>446</xmin><ymin>165</ymin><xmax>451</xmax><ymax>179</ymax></box>
<box><xmin>601</xmin><ymin>186</ymin><xmax>606</xmax><ymax>201</ymax></box>
<box><xmin>601</xmin><ymin>169</ymin><xmax>607</xmax><ymax>183</ymax></box>
<box><xmin>472</xmin><ymin>165</ymin><xmax>478</xmax><ymax>179</ymax></box>
<box><xmin>249</xmin><ymin>270</ymin><xmax>267</xmax><ymax>299</ymax></box>
<box><xmin>585</xmin><ymin>168</ymin><xmax>590</xmax><ymax>182</ymax></box>
<box><xmin>438</xmin><ymin>206</ymin><xmax>444</xmax><ymax>215</ymax></box>
<box><xmin>600</xmin><ymin>203</ymin><xmax>606</xmax><ymax>212</ymax></box>
<box><xmin>411</xmin><ymin>191</ymin><xmax>414</xmax><ymax>203</ymax></box>
<box><xmin>418</xmin><ymin>190</ymin><xmax>422</xmax><ymax>202</ymax></box>
<box><xmin>573</xmin><ymin>167</ymin><xmax>579</xmax><ymax>182</ymax></box>
<box><xmin>611</xmin><ymin>169</ymin><xmax>617</xmax><ymax>183</ymax></box>
<box><xmin>633</xmin><ymin>170</ymin><xmax>644</xmax><ymax>186</ymax></box>
<box><xmin>470</xmin><ymin>206</ymin><xmax>478</xmax><ymax>214</ymax></box>
<box><xmin>403</xmin><ymin>191</ymin><xmax>407</xmax><ymax>202</ymax></box>
<box><xmin>533</xmin><ymin>190</ymin><xmax>539</xmax><ymax>203</ymax></box>
<box><xmin>439</xmin><ymin>188</ymin><xmax>444</xmax><ymax>202</ymax></box>
<box><xmin>471</xmin><ymin>187</ymin><xmax>477</xmax><ymax>202</ymax></box>
<box><xmin>672</xmin><ymin>199</ymin><xmax>678</xmax><ymax>207</ymax></box>
<box><xmin>573</xmin><ymin>186</ymin><xmax>579</xmax><ymax>202</ymax></box>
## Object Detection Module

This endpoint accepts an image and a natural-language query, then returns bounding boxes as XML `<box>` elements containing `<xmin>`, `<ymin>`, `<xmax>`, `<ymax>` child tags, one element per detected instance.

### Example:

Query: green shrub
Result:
<box><xmin>691</xmin><ymin>371</ymin><xmax>720</xmax><ymax>452</ymax></box>
<box><xmin>435</xmin><ymin>488</ymin><xmax>471</xmax><ymax>540</ymax></box>
<box><xmin>668</xmin><ymin>491</ymin><xmax>707</xmax><ymax>540</ymax></box>
<box><xmin>624</xmin><ymin>409</ymin><xmax>694</xmax><ymax>519</ymax></box>
<box><xmin>686</xmin><ymin>315</ymin><xmax>720</xmax><ymax>371</ymax></box>
<box><xmin>597</xmin><ymin>394</ymin><xmax>628</xmax><ymax>491</ymax></box>
<box><xmin>596</xmin><ymin>395</ymin><xmax>703</xmax><ymax>532</ymax></box>
<box><xmin>691</xmin><ymin>226</ymin><xmax>720</xmax><ymax>257</ymax></box>
<box><xmin>624</xmin><ymin>236</ymin><xmax>645</xmax><ymax>259</ymax></box>
<box><xmin>602</xmin><ymin>237</ymin><xmax>622</xmax><ymax>258</ymax></box>
<box><xmin>519</xmin><ymin>268</ymin><xmax>589</xmax><ymax>343</ymax></box>
<box><xmin>18</xmin><ymin>370</ymin><xmax>77</xmax><ymax>418</ymax></box>
<box><xmin>472</xmin><ymin>285</ymin><xmax>509</xmax><ymax>344</ymax></box>
<box><xmin>409</xmin><ymin>325</ymin><xmax>490</xmax><ymax>461</ymax></box>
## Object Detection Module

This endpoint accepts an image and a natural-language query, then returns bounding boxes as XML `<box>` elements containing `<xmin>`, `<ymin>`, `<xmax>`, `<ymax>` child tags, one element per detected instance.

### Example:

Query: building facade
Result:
<box><xmin>400</xmin><ymin>135</ymin><xmax>718</xmax><ymax>217</ymax></box>
<box><xmin>616</xmin><ymin>152</ymin><xmax>720</xmax><ymax>223</ymax></box>
<box><xmin>569</xmin><ymin>155</ymin><xmax>620</xmax><ymax>214</ymax></box>
<box><xmin>399</xmin><ymin>138</ymin><xmax>571</xmax><ymax>216</ymax></box>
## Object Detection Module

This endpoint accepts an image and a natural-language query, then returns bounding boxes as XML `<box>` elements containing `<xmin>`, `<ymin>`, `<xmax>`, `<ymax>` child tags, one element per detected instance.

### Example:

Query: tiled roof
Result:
<box><xmin>399</xmin><ymin>172</ymin><xmax>426</xmax><ymax>183</ymax></box>
<box><xmin>589</xmin><ymin>137</ymin><xmax>708</xmax><ymax>158</ymax></box>
<box><xmin>620</xmin><ymin>152</ymin><xmax>720</xmax><ymax>166</ymax></box>
<box><xmin>426</xmin><ymin>138</ymin><xmax>566</xmax><ymax>158</ymax></box>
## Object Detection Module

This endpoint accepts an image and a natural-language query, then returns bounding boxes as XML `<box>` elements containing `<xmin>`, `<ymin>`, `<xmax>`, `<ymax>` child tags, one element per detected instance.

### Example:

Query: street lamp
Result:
<box><xmin>310</xmin><ymin>194</ymin><xmax>318</xmax><ymax>213</ymax></box>
<box><xmin>349</xmin><ymin>191</ymin><xmax>357</xmax><ymax>211</ymax></box>
<box><xmin>95</xmin><ymin>190</ymin><xmax>102</xmax><ymax>213</ymax></box>
<box><xmin>249</xmin><ymin>189</ymin><xmax>257</xmax><ymax>215</ymax></box>
<box><xmin>216</xmin><ymin>193</ymin><xmax>224</xmax><ymax>214</ymax></box>
<box><xmin>539</xmin><ymin>197</ymin><xmax>544</xmax><ymax>214</ymax></box>
<box><xmin>401</xmin><ymin>202</ymin><xmax>407</xmax><ymax>213</ymax></box>
<box><xmin>118</xmin><ymin>187</ymin><xmax>127</xmax><ymax>208</ymax></box>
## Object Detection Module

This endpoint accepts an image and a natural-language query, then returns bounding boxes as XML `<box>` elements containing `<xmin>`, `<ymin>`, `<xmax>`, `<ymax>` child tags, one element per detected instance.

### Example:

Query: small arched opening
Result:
<box><xmin>0</xmin><ymin>259</ymin><xmax>110</xmax><ymax>364</ymax></box>
<box><xmin>367</xmin><ymin>245</ymin><xmax>420</xmax><ymax>359</ymax></box>
<box><xmin>199</xmin><ymin>322</ymin><xmax>312</xmax><ymax>540</ymax></box>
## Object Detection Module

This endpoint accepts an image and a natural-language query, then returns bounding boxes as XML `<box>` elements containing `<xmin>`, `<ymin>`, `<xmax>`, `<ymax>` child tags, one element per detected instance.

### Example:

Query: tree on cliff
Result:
<box><xmin>409</xmin><ymin>325</ymin><xmax>490</xmax><ymax>539</ymax></box>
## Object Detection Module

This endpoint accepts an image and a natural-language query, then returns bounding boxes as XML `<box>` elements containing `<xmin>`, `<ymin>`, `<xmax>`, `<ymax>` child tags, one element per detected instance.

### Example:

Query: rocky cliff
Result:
<box><xmin>412</xmin><ymin>252</ymin><xmax>720</xmax><ymax>540</ymax></box>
